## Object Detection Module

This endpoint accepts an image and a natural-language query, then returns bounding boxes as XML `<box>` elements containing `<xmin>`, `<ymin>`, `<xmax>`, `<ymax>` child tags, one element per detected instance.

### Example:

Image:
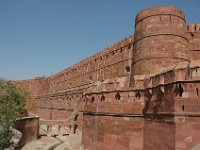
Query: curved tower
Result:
<box><xmin>131</xmin><ymin>6</ymin><xmax>189</xmax><ymax>77</ymax></box>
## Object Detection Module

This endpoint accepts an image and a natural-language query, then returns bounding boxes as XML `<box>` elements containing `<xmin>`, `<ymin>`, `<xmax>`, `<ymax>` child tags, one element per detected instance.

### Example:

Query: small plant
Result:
<box><xmin>0</xmin><ymin>79</ymin><xmax>26</xmax><ymax>149</ymax></box>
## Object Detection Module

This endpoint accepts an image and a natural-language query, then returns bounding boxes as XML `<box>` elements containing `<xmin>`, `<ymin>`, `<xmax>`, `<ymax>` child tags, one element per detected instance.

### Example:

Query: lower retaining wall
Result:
<box><xmin>82</xmin><ymin>113</ymin><xmax>144</xmax><ymax>150</ymax></box>
<box><xmin>144</xmin><ymin>115</ymin><xmax>200</xmax><ymax>150</ymax></box>
<box><xmin>14</xmin><ymin>115</ymin><xmax>39</xmax><ymax>149</ymax></box>
<box><xmin>82</xmin><ymin>113</ymin><xmax>200</xmax><ymax>150</ymax></box>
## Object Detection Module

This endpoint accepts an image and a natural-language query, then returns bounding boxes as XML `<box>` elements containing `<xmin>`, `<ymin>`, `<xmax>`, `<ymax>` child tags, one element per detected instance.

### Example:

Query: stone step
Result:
<box><xmin>22</xmin><ymin>136</ymin><xmax>61</xmax><ymax>150</ymax></box>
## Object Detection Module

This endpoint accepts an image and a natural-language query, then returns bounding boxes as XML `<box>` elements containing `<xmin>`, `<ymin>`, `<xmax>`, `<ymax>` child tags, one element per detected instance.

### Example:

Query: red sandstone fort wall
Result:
<box><xmin>131</xmin><ymin>6</ymin><xmax>189</xmax><ymax>79</ymax></box>
<box><xmin>15</xmin><ymin>77</ymin><xmax>49</xmax><ymax>96</ymax></box>
<box><xmin>14</xmin><ymin>5</ymin><xmax>200</xmax><ymax>150</ymax></box>
<box><xmin>144</xmin><ymin>117</ymin><xmax>200</xmax><ymax>150</ymax></box>
<box><xmin>48</xmin><ymin>35</ymin><xmax>134</xmax><ymax>93</ymax></box>
<box><xmin>82</xmin><ymin>115</ymin><xmax>143</xmax><ymax>150</ymax></box>
<box><xmin>188</xmin><ymin>23</ymin><xmax>200</xmax><ymax>60</ymax></box>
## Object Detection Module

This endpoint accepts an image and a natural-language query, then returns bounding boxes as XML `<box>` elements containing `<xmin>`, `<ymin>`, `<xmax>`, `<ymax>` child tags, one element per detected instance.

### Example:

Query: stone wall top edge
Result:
<box><xmin>50</xmin><ymin>35</ymin><xmax>134</xmax><ymax>78</ymax></box>
<box><xmin>13</xmin><ymin>35</ymin><xmax>133</xmax><ymax>83</ymax></box>
<box><xmin>13</xmin><ymin>76</ymin><xmax>48</xmax><ymax>82</ymax></box>
<box><xmin>135</xmin><ymin>5</ymin><xmax>185</xmax><ymax>24</ymax></box>
<box><xmin>187</xmin><ymin>23</ymin><xmax>200</xmax><ymax>33</ymax></box>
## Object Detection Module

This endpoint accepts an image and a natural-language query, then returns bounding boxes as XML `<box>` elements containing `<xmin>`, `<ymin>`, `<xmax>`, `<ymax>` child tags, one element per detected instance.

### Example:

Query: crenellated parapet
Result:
<box><xmin>187</xmin><ymin>23</ymin><xmax>200</xmax><ymax>33</ymax></box>
<box><xmin>140</xmin><ymin>61</ymin><xmax>200</xmax><ymax>115</ymax></box>
<box><xmin>48</xmin><ymin>35</ymin><xmax>134</xmax><ymax>93</ymax></box>
<box><xmin>15</xmin><ymin>6</ymin><xmax>200</xmax><ymax>150</ymax></box>
<box><xmin>187</xmin><ymin>24</ymin><xmax>200</xmax><ymax>62</ymax></box>
<box><xmin>131</xmin><ymin>6</ymin><xmax>189</xmax><ymax>79</ymax></box>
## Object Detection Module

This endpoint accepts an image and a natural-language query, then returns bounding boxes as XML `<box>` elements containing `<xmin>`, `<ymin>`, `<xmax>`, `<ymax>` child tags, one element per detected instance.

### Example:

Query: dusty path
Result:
<box><xmin>22</xmin><ymin>133</ymin><xmax>82</xmax><ymax>150</ymax></box>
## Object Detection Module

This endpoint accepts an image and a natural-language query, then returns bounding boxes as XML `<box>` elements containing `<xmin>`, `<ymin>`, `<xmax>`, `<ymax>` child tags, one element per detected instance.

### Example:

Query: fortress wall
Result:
<box><xmin>143</xmin><ymin>65</ymin><xmax>200</xmax><ymax>114</ymax></box>
<box><xmin>188</xmin><ymin>24</ymin><xmax>200</xmax><ymax>61</ymax></box>
<box><xmin>142</xmin><ymin>66</ymin><xmax>200</xmax><ymax>150</ymax></box>
<box><xmin>15</xmin><ymin>35</ymin><xmax>133</xmax><ymax>98</ymax></box>
<box><xmin>82</xmin><ymin>91</ymin><xmax>145</xmax><ymax>150</ymax></box>
<box><xmin>48</xmin><ymin>36</ymin><xmax>134</xmax><ymax>93</ymax></box>
<box><xmin>82</xmin><ymin>115</ymin><xmax>144</xmax><ymax>150</ymax></box>
<box><xmin>144</xmin><ymin>120</ymin><xmax>175</xmax><ymax>150</ymax></box>
<box><xmin>15</xmin><ymin>77</ymin><xmax>49</xmax><ymax>96</ymax></box>
<box><xmin>175</xmin><ymin>117</ymin><xmax>200</xmax><ymax>150</ymax></box>
<box><xmin>84</xmin><ymin>91</ymin><xmax>145</xmax><ymax>114</ymax></box>
<box><xmin>16</xmin><ymin>36</ymin><xmax>134</xmax><ymax>124</ymax></box>
<box><xmin>131</xmin><ymin>6</ymin><xmax>189</xmax><ymax>81</ymax></box>
<box><xmin>13</xmin><ymin>5</ymin><xmax>200</xmax><ymax>150</ymax></box>
<box><xmin>144</xmin><ymin>116</ymin><xmax>200</xmax><ymax>150</ymax></box>
<box><xmin>144</xmin><ymin>83</ymin><xmax>200</xmax><ymax>114</ymax></box>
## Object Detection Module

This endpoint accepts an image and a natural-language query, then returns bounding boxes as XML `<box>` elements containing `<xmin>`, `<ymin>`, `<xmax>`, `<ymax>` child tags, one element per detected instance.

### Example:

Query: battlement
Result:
<box><xmin>135</xmin><ymin>6</ymin><xmax>185</xmax><ymax>25</ymax></box>
<box><xmin>15</xmin><ymin>6</ymin><xmax>200</xmax><ymax>150</ymax></box>
<box><xmin>187</xmin><ymin>23</ymin><xmax>200</xmax><ymax>33</ymax></box>
<box><xmin>54</xmin><ymin>35</ymin><xmax>134</xmax><ymax>76</ymax></box>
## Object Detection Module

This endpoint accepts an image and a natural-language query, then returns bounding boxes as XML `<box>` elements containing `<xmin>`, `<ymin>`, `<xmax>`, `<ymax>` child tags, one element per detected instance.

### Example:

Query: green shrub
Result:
<box><xmin>0</xmin><ymin>79</ymin><xmax>26</xmax><ymax>149</ymax></box>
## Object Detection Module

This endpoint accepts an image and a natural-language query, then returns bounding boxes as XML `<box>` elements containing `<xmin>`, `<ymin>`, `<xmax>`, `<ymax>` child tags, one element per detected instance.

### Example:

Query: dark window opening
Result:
<box><xmin>135</xmin><ymin>91</ymin><xmax>141</xmax><ymax>100</ymax></box>
<box><xmin>90</xmin><ymin>96</ymin><xmax>95</xmax><ymax>103</ymax></box>
<box><xmin>128</xmin><ymin>44</ymin><xmax>131</xmax><ymax>49</ymax></box>
<box><xmin>115</xmin><ymin>92</ymin><xmax>121</xmax><ymax>101</ymax></box>
<box><xmin>100</xmin><ymin>93</ymin><xmax>105</xmax><ymax>102</ymax></box>
<box><xmin>182</xmin><ymin>105</ymin><xmax>185</xmax><ymax>111</ymax></box>
<box><xmin>125</xmin><ymin>66</ymin><xmax>130</xmax><ymax>72</ymax></box>
<box><xmin>89</xmin><ymin>76</ymin><xmax>92</xmax><ymax>80</ymax></box>
<box><xmin>178</xmin><ymin>84</ymin><xmax>184</xmax><ymax>97</ymax></box>
<box><xmin>196</xmin><ymin>88</ymin><xmax>199</xmax><ymax>97</ymax></box>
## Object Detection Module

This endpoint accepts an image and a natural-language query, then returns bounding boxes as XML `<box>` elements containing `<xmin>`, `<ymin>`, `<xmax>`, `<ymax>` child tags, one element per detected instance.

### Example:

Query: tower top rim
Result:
<box><xmin>135</xmin><ymin>6</ymin><xmax>185</xmax><ymax>24</ymax></box>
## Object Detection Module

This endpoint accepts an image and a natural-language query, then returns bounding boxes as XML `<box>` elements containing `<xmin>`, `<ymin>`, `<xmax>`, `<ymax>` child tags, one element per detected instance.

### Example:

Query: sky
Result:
<box><xmin>0</xmin><ymin>0</ymin><xmax>200</xmax><ymax>80</ymax></box>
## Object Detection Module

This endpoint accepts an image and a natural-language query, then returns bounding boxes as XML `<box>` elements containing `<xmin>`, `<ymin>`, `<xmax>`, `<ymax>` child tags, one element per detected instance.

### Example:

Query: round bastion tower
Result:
<box><xmin>131</xmin><ymin>6</ymin><xmax>189</xmax><ymax>80</ymax></box>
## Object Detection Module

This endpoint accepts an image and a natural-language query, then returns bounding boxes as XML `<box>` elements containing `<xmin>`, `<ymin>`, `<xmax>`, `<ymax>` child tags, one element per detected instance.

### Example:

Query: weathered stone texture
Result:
<box><xmin>14</xmin><ymin>116</ymin><xmax>39</xmax><ymax>149</ymax></box>
<box><xmin>14</xmin><ymin>6</ymin><xmax>200</xmax><ymax>150</ymax></box>
<box><xmin>82</xmin><ymin>115</ymin><xmax>144</xmax><ymax>150</ymax></box>
<box><xmin>132</xmin><ymin>6</ymin><xmax>189</xmax><ymax>78</ymax></box>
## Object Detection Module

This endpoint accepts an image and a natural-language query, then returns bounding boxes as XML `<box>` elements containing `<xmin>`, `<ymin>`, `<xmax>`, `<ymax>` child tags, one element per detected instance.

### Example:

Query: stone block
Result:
<box><xmin>39</xmin><ymin>124</ymin><xmax>48</xmax><ymax>136</ymax></box>
<box><xmin>60</xmin><ymin>126</ymin><xmax>70</xmax><ymax>135</ymax></box>
<box><xmin>51</xmin><ymin>125</ymin><xmax>59</xmax><ymax>136</ymax></box>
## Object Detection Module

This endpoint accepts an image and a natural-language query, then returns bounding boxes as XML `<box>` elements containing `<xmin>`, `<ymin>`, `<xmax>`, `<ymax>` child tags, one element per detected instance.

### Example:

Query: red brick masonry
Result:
<box><xmin>14</xmin><ymin>6</ymin><xmax>200</xmax><ymax>150</ymax></box>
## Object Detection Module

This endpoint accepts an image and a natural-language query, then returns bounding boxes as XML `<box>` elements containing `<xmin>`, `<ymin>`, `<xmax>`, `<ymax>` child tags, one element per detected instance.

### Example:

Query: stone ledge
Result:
<box><xmin>83</xmin><ymin>111</ymin><xmax>143</xmax><ymax>117</ymax></box>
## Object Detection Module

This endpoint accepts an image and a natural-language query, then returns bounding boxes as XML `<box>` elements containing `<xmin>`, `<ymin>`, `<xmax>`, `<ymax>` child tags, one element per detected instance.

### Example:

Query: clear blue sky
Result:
<box><xmin>0</xmin><ymin>0</ymin><xmax>199</xmax><ymax>80</ymax></box>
